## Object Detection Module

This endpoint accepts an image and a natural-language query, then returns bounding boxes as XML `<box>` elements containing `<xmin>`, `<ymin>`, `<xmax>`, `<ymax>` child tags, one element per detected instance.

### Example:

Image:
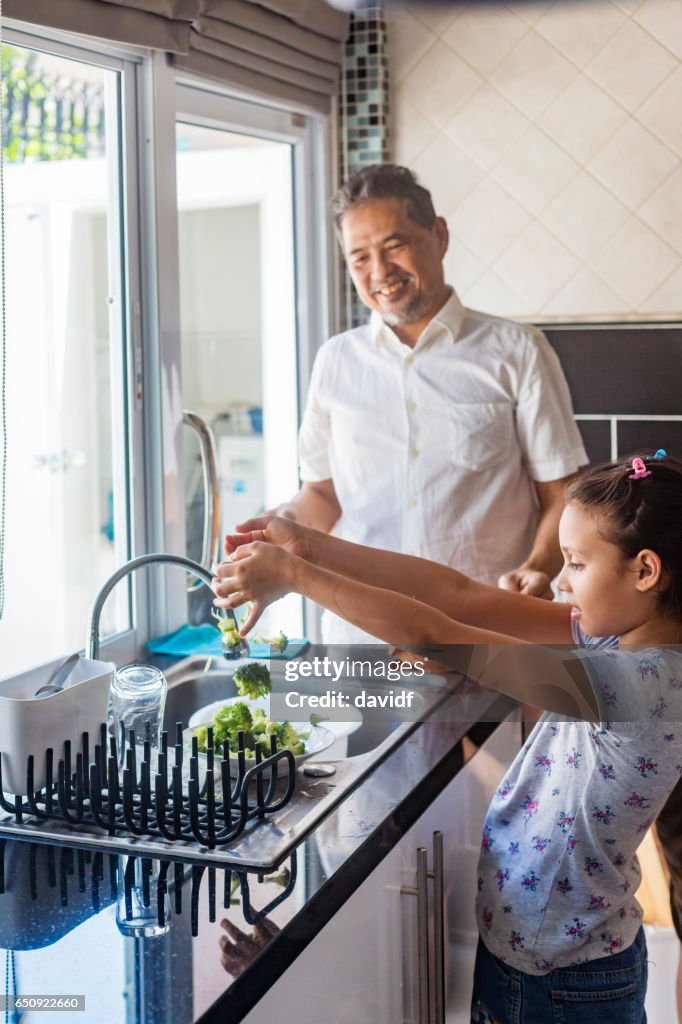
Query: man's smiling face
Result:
<box><xmin>340</xmin><ymin>196</ymin><xmax>449</xmax><ymax>333</ymax></box>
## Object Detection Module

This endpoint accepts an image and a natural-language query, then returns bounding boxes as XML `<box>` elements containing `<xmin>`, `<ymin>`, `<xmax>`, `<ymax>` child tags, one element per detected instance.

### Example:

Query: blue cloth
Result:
<box><xmin>471</xmin><ymin>928</ymin><xmax>647</xmax><ymax>1024</ymax></box>
<box><xmin>146</xmin><ymin>624</ymin><xmax>308</xmax><ymax>659</ymax></box>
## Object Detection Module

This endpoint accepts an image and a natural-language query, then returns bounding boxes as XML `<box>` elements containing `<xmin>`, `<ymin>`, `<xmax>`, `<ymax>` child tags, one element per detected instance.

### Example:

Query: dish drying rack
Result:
<box><xmin>0</xmin><ymin>836</ymin><xmax>297</xmax><ymax>940</ymax></box>
<box><xmin>0</xmin><ymin>723</ymin><xmax>296</xmax><ymax>853</ymax></box>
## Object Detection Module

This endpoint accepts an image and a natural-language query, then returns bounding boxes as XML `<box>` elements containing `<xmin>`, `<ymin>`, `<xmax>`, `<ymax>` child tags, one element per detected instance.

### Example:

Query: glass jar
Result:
<box><xmin>115</xmin><ymin>856</ymin><xmax>171</xmax><ymax>938</ymax></box>
<box><xmin>110</xmin><ymin>664</ymin><xmax>167</xmax><ymax>770</ymax></box>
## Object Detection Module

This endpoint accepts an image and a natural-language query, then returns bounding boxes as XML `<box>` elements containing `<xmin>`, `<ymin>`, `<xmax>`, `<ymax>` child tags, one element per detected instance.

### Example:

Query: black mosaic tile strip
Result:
<box><xmin>338</xmin><ymin>4</ymin><xmax>391</xmax><ymax>329</ymax></box>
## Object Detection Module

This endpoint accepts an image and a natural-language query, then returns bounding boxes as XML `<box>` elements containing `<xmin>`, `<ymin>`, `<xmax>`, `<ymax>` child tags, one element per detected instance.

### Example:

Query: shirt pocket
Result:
<box><xmin>447</xmin><ymin>402</ymin><xmax>514</xmax><ymax>471</ymax></box>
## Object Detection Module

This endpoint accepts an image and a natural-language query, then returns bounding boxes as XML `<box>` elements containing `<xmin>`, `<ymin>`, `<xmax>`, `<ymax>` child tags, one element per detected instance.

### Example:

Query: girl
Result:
<box><xmin>212</xmin><ymin>452</ymin><xmax>682</xmax><ymax>1023</ymax></box>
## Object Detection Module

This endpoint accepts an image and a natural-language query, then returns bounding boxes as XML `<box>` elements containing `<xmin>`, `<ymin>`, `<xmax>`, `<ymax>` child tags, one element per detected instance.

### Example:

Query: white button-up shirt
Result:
<box><xmin>299</xmin><ymin>289</ymin><xmax>587</xmax><ymax>641</ymax></box>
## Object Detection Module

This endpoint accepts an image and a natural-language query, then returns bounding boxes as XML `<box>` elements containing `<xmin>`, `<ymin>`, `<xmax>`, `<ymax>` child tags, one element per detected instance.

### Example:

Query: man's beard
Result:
<box><xmin>380</xmin><ymin>289</ymin><xmax>433</xmax><ymax>327</ymax></box>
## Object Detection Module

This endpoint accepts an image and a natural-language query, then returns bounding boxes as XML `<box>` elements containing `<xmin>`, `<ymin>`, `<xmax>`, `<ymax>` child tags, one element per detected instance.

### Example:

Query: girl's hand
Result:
<box><xmin>224</xmin><ymin>515</ymin><xmax>312</xmax><ymax>561</ymax></box>
<box><xmin>212</xmin><ymin>542</ymin><xmax>298</xmax><ymax>633</ymax></box>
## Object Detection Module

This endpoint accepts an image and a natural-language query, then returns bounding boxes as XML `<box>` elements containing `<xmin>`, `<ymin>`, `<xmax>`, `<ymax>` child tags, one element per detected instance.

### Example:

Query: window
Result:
<box><xmin>175</xmin><ymin>90</ymin><xmax>313</xmax><ymax>637</ymax></box>
<box><xmin>0</xmin><ymin>37</ymin><xmax>135</xmax><ymax>674</ymax></box>
<box><xmin>0</xmin><ymin>30</ymin><xmax>329</xmax><ymax>677</ymax></box>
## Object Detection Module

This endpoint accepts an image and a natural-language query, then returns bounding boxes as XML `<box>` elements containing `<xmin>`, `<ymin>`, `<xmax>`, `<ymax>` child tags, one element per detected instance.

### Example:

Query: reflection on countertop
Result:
<box><xmin>0</xmin><ymin>683</ymin><xmax>512</xmax><ymax>1023</ymax></box>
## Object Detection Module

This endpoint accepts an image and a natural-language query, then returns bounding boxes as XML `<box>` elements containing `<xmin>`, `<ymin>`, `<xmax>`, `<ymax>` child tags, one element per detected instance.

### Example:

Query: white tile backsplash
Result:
<box><xmin>443</xmin><ymin>237</ymin><xmax>487</xmax><ymax>295</ymax></box>
<box><xmin>634</xmin><ymin>0</ymin><xmax>682</xmax><ymax>61</ymax></box>
<box><xmin>442</xmin><ymin>5</ymin><xmax>528</xmax><ymax>75</ymax></box>
<box><xmin>444</xmin><ymin>84</ymin><xmax>531</xmax><ymax>171</ymax></box>
<box><xmin>489</xmin><ymin>31</ymin><xmax>577</xmax><ymax>119</ymax></box>
<box><xmin>411</xmin><ymin>134</ymin><xmax>483</xmax><ymax>217</ymax></box>
<box><xmin>389</xmin><ymin>0</ymin><xmax>682</xmax><ymax>320</ymax></box>
<box><xmin>448</xmin><ymin>177</ymin><xmax>532</xmax><ymax>264</ymax></box>
<box><xmin>542</xmin><ymin>171</ymin><xmax>630</xmax><ymax>259</ymax></box>
<box><xmin>584</xmin><ymin>19</ymin><xmax>677</xmax><ymax>111</ymax></box>
<box><xmin>492</xmin><ymin>222</ymin><xmax>582</xmax><ymax>309</ymax></box>
<box><xmin>386</xmin><ymin>7</ymin><xmax>437</xmax><ymax>83</ymax></box>
<box><xmin>407</xmin><ymin>2</ymin><xmax>463</xmax><ymax>39</ymax></box>
<box><xmin>588</xmin><ymin>119</ymin><xmax>678</xmax><ymax>209</ymax></box>
<box><xmin>536</xmin><ymin>74</ymin><xmax>628</xmax><ymax>164</ymax></box>
<box><xmin>490</xmin><ymin>124</ymin><xmax>580</xmax><ymax>216</ymax></box>
<box><xmin>463</xmin><ymin>268</ymin><xmax>528</xmax><ymax>318</ymax></box>
<box><xmin>638</xmin><ymin>165</ymin><xmax>682</xmax><ymax>255</ymax></box>
<box><xmin>391</xmin><ymin>86</ymin><xmax>440</xmax><ymax>167</ymax></box>
<box><xmin>534</xmin><ymin>0</ymin><xmax>625</xmax><ymax>69</ymax></box>
<box><xmin>636</xmin><ymin>65</ymin><xmax>682</xmax><ymax>157</ymax></box>
<box><xmin>638</xmin><ymin>264</ymin><xmax>682</xmax><ymax>313</ymax></box>
<box><xmin>503</xmin><ymin>2</ymin><xmax>556</xmax><ymax>27</ymax></box>
<box><xmin>591</xmin><ymin>216</ymin><xmax>679</xmax><ymax>305</ymax></box>
<box><xmin>543</xmin><ymin>267</ymin><xmax>628</xmax><ymax>317</ymax></box>
<box><xmin>400</xmin><ymin>40</ymin><xmax>483</xmax><ymax>130</ymax></box>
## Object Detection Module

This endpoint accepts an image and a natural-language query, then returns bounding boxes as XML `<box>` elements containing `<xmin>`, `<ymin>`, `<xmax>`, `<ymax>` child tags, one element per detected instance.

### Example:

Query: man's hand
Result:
<box><xmin>225</xmin><ymin>515</ymin><xmax>312</xmax><ymax>560</ymax></box>
<box><xmin>219</xmin><ymin>917</ymin><xmax>279</xmax><ymax>977</ymax></box>
<box><xmin>498</xmin><ymin>568</ymin><xmax>553</xmax><ymax>600</ymax></box>
<box><xmin>212</xmin><ymin>541</ymin><xmax>298</xmax><ymax>633</ymax></box>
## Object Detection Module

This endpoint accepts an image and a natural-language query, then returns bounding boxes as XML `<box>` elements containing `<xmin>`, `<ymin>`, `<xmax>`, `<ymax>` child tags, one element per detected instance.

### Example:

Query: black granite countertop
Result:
<box><xmin>0</xmin><ymin>683</ymin><xmax>513</xmax><ymax>1024</ymax></box>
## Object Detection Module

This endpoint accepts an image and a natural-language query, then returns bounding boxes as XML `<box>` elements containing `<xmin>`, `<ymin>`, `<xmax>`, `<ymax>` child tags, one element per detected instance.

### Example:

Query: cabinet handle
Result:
<box><xmin>401</xmin><ymin>846</ymin><xmax>430</xmax><ymax>1024</ymax></box>
<box><xmin>402</xmin><ymin>832</ymin><xmax>445</xmax><ymax>1024</ymax></box>
<box><xmin>431</xmin><ymin>831</ymin><xmax>445</xmax><ymax>1024</ymax></box>
<box><xmin>416</xmin><ymin>847</ymin><xmax>430</xmax><ymax>1024</ymax></box>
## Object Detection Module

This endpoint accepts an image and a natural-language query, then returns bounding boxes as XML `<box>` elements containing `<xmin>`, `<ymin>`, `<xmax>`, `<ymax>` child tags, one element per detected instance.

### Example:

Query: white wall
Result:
<box><xmin>179</xmin><ymin>204</ymin><xmax>262</xmax><ymax>413</ymax></box>
<box><xmin>388</xmin><ymin>0</ymin><xmax>682</xmax><ymax>322</ymax></box>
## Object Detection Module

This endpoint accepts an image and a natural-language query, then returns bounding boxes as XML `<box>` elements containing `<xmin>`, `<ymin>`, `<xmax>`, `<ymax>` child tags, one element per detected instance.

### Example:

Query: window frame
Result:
<box><xmin>2</xmin><ymin>21</ymin><xmax>333</xmax><ymax>669</ymax></box>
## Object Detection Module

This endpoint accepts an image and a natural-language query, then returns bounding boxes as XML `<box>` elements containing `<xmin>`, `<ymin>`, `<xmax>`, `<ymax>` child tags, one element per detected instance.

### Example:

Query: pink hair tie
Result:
<box><xmin>628</xmin><ymin>457</ymin><xmax>651</xmax><ymax>480</ymax></box>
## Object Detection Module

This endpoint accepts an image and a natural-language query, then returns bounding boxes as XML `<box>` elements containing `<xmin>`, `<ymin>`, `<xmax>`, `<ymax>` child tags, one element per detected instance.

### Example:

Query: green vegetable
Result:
<box><xmin>309</xmin><ymin>713</ymin><xmax>329</xmax><ymax>727</ymax></box>
<box><xmin>251</xmin><ymin>630</ymin><xmax>288</xmax><ymax>653</ymax></box>
<box><xmin>232</xmin><ymin>662</ymin><xmax>272</xmax><ymax>699</ymax></box>
<box><xmin>212</xmin><ymin>610</ymin><xmax>243</xmax><ymax>648</ymax></box>
<box><xmin>214</xmin><ymin>701</ymin><xmax>253</xmax><ymax>737</ymax></box>
<box><xmin>193</xmin><ymin>699</ymin><xmax>311</xmax><ymax>759</ymax></box>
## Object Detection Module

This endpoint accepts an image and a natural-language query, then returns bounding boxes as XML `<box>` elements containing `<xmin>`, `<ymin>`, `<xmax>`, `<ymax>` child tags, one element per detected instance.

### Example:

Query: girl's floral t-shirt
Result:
<box><xmin>475</xmin><ymin>626</ymin><xmax>682</xmax><ymax>974</ymax></box>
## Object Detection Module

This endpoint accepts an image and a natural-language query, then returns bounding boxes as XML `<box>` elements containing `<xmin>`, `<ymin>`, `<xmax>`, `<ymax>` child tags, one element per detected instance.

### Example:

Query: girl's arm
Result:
<box><xmin>212</xmin><ymin>543</ymin><xmax>598</xmax><ymax>721</ymax></box>
<box><xmin>224</xmin><ymin>517</ymin><xmax>573</xmax><ymax>644</ymax></box>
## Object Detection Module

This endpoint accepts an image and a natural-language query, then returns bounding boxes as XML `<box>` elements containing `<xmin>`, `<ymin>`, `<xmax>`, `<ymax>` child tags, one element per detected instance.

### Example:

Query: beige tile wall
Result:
<box><xmin>388</xmin><ymin>0</ymin><xmax>682</xmax><ymax>321</ymax></box>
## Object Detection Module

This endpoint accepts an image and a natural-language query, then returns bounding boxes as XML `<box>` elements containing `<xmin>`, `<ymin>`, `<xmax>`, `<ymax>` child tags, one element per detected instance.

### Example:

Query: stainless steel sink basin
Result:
<box><xmin>162</xmin><ymin>655</ymin><xmax>409</xmax><ymax>757</ymax></box>
<box><xmin>0</xmin><ymin>655</ymin><xmax>480</xmax><ymax>871</ymax></box>
<box><xmin>147</xmin><ymin>655</ymin><xmax>460</xmax><ymax>868</ymax></box>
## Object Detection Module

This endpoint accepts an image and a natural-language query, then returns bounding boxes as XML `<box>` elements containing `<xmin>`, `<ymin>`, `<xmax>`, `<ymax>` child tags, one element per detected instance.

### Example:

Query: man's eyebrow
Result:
<box><xmin>348</xmin><ymin>232</ymin><xmax>409</xmax><ymax>257</ymax></box>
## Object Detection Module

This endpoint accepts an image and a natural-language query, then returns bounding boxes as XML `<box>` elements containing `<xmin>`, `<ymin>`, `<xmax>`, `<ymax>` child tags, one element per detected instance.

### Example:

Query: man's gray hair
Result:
<box><xmin>330</xmin><ymin>164</ymin><xmax>437</xmax><ymax>233</ymax></box>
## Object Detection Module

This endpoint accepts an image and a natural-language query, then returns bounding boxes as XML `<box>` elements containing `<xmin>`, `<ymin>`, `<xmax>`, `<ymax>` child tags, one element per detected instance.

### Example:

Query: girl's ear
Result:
<box><xmin>633</xmin><ymin>549</ymin><xmax>663</xmax><ymax>594</ymax></box>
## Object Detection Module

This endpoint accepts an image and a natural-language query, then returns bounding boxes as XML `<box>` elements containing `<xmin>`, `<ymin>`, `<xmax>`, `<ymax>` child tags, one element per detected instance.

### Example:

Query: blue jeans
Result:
<box><xmin>470</xmin><ymin>927</ymin><xmax>648</xmax><ymax>1024</ymax></box>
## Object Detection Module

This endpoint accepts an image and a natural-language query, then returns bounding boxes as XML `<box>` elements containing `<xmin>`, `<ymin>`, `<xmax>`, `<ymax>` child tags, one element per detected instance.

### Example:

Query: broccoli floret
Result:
<box><xmin>309</xmin><ymin>713</ymin><xmax>329</xmax><ymax>727</ymax></box>
<box><xmin>194</xmin><ymin>697</ymin><xmax>309</xmax><ymax>761</ymax></box>
<box><xmin>251</xmin><ymin>630</ymin><xmax>288</xmax><ymax>653</ymax></box>
<box><xmin>212</xmin><ymin>701</ymin><xmax>253</xmax><ymax>749</ymax></box>
<box><xmin>232</xmin><ymin>662</ymin><xmax>272</xmax><ymax>699</ymax></box>
<box><xmin>212</xmin><ymin>610</ymin><xmax>243</xmax><ymax>649</ymax></box>
<box><xmin>278</xmin><ymin>721</ymin><xmax>307</xmax><ymax>749</ymax></box>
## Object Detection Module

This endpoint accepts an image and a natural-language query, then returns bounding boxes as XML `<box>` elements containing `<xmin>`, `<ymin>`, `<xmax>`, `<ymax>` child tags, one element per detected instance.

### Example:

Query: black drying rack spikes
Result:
<box><xmin>0</xmin><ymin>836</ymin><xmax>298</xmax><ymax>936</ymax></box>
<box><xmin>0</xmin><ymin>723</ymin><xmax>296</xmax><ymax>851</ymax></box>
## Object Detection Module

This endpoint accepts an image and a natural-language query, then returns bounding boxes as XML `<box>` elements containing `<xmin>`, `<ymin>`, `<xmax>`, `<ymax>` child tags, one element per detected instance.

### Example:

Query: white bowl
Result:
<box><xmin>187</xmin><ymin>695</ymin><xmax>337</xmax><ymax>769</ymax></box>
<box><xmin>0</xmin><ymin>657</ymin><xmax>114</xmax><ymax>794</ymax></box>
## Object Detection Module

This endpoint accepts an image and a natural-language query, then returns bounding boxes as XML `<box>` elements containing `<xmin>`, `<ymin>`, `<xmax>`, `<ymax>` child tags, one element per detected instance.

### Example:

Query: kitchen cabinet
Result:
<box><xmin>241</xmin><ymin>714</ymin><xmax>521</xmax><ymax>1024</ymax></box>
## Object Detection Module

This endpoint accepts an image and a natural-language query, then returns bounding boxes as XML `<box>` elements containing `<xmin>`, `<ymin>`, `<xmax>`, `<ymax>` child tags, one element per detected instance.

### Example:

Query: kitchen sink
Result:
<box><xmin>0</xmin><ymin>656</ymin><xmax>467</xmax><ymax>871</ymax></box>
<box><xmin>162</xmin><ymin>655</ymin><xmax>409</xmax><ymax>757</ymax></box>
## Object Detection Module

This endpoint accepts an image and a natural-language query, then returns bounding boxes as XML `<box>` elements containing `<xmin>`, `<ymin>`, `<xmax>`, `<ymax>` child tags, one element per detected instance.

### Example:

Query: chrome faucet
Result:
<box><xmin>86</xmin><ymin>553</ymin><xmax>247</xmax><ymax>661</ymax></box>
<box><xmin>183</xmin><ymin>410</ymin><xmax>221</xmax><ymax>571</ymax></box>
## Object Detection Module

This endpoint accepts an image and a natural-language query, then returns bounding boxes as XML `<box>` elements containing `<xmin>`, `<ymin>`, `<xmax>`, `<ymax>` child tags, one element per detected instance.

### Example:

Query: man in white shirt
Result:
<box><xmin>250</xmin><ymin>165</ymin><xmax>587</xmax><ymax>641</ymax></box>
